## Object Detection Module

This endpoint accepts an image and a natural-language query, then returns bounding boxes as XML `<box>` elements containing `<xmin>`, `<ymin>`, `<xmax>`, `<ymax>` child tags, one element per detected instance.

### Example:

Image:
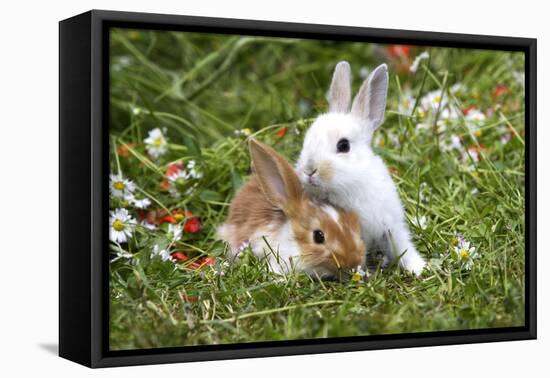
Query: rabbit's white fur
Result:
<box><xmin>296</xmin><ymin>62</ymin><xmax>426</xmax><ymax>275</ymax></box>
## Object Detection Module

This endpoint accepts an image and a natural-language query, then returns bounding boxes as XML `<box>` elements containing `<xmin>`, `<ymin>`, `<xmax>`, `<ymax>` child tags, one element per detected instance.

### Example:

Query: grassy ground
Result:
<box><xmin>108</xmin><ymin>28</ymin><xmax>526</xmax><ymax>350</ymax></box>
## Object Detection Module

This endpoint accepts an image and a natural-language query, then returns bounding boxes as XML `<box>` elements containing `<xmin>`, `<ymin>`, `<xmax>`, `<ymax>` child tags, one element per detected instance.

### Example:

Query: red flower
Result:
<box><xmin>138</xmin><ymin>209</ymin><xmax>157</xmax><ymax>224</ymax></box>
<box><xmin>165</xmin><ymin>161</ymin><xmax>184</xmax><ymax>177</ymax></box>
<box><xmin>179</xmin><ymin>292</ymin><xmax>198</xmax><ymax>303</ymax></box>
<box><xmin>171</xmin><ymin>251</ymin><xmax>189</xmax><ymax>261</ymax></box>
<box><xmin>493</xmin><ymin>85</ymin><xmax>511</xmax><ymax>97</ymax></box>
<box><xmin>386</xmin><ymin>45</ymin><xmax>411</xmax><ymax>60</ymax></box>
<box><xmin>184</xmin><ymin>217</ymin><xmax>202</xmax><ymax>233</ymax></box>
<box><xmin>157</xmin><ymin>209</ymin><xmax>182</xmax><ymax>224</ymax></box>
<box><xmin>201</xmin><ymin>256</ymin><xmax>216</xmax><ymax>266</ymax></box>
<box><xmin>276</xmin><ymin>127</ymin><xmax>287</xmax><ymax>138</ymax></box>
<box><xmin>463</xmin><ymin>105</ymin><xmax>476</xmax><ymax>115</ymax></box>
<box><xmin>116</xmin><ymin>143</ymin><xmax>136</xmax><ymax>157</ymax></box>
<box><xmin>159</xmin><ymin>179</ymin><xmax>171</xmax><ymax>191</ymax></box>
<box><xmin>188</xmin><ymin>256</ymin><xmax>217</xmax><ymax>270</ymax></box>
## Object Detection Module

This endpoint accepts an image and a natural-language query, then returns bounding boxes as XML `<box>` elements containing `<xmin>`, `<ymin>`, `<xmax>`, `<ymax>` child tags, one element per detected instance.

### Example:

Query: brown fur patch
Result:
<box><xmin>221</xmin><ymin>177</ymin><xmax>287</xmax><ymax>247</ymax></box>
<box><xmin>291</xmin><ymin>201</ymin><xmax>365</xmax><ymax>275</ymax></box>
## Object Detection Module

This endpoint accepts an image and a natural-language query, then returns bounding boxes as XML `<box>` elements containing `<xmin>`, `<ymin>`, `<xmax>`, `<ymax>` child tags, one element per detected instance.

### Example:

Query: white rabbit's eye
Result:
<box><xmin>313</xmin><ymin>229</ymin><xmax>325</xmax><ymax>244</ymax></box>
<box><xmin>336</xmin><ymin>138</ymin><xmax>350</xmax><ymax>153</ymax></box>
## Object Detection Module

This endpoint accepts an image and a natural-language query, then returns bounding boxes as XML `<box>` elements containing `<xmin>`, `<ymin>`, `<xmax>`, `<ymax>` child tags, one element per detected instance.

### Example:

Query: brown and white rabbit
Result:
<box><xmin>217</xmin><ymin>139</ymin><xmax>366</xmax><ymax>278</ymax></box>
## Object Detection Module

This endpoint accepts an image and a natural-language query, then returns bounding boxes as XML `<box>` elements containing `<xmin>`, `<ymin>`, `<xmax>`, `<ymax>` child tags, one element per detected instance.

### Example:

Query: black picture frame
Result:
<box><xmin>59</xmin><ymin>9</ymin><xmax>537</xmax><ymax>368</ymax></box>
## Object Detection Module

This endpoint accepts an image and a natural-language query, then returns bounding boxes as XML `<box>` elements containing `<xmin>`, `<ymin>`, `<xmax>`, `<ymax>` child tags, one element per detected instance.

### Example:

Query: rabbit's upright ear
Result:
<box><xmin>328</xmin><ymin>61</ymin><xmax>352</xmax><ymax>113</ymax></box>
<box><xmin>249</xmin><ymin>139</ymin><xmax>302</xmax><ymax>211</ymax></box>
<box><xmin>351</xmin><ymin>63</ymin><xmax>389</xmax><ymax>131</ymax></box>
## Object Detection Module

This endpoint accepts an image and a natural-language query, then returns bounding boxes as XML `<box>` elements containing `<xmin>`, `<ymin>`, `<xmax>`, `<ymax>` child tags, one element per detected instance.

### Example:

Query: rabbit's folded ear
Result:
<box><xmin>351</xmin><ymin>63</ymin><xmax>389</xmax><ymax>131</ymax></box>
<box><xmin>249</xmin><ymin>139</ymin><xmax>302</xmax><ymax>211</ymax></box>
<box><xmin>328</xmin><ymin>61</ymin><xmax>352</xmax><ymax>113</ymax></box>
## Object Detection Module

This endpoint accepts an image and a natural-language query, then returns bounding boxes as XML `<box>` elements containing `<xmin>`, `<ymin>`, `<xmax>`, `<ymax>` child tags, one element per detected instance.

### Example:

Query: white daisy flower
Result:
<box><xmin>167</xmin><ymin>224</ymin><xmax>182</xmax><ymax>242</ymax></box>
<box><xmin>110</xmin><ymin>249</ymin><xmax>133</xmax><ymax>263</ymax></box>
<box><xmin>398</xmin><ymin>92</ymin><xmax>416</xmax><ymax>115</ymax></box>
<box><xmin>109</xmin><ymin>174</ymin><xmax>136</xmax><ymax>199</ymax></box>
<box><xmin>132</xmin><ymin>197</ymin><xmax>151</xmax><ymax>209</ymax></box>
<box><xmin>410</xmin><ymin>51</ymin><xmax>429</xmax><ymax>73</ymax></box>
<box><xmin>144</xmin><ymin>128</ymin><xmax>168</xmax><ymax>158</ymax></box>
<box><xmin>140</xmin><ymin>220</ymin><xmax>156</xmax><ymax>231</ymax></box>
<box><xmin>450</xmin><ymin>83</ymin><xmax>465</xmax><ymax>94</ymax></box>
<box><xmin>186</xmin><ymin>160</ymin><xmax>202</xmax><ymax>179</ymax></box>
<box><xmin>351</xmin><ymin>265</ymin><xmax>367</xmax><ymax>282</ymax></box>
<box><xmin>168</xmin><ymin>168</ymin><xmax>190</xmax><ymax>182</ymax></box>
<box><xmin>466</xmin><ymin>109</ymin><xmax>486</xmax><ymax>123</ymax></box>
<box><xmin>421</xmin><ymin>89</ymin><xmax>446</xmax><ymax>112</ymax></box>
<box><xmin>167</xmin><ymin>169</ymin><xmax>189</xmax><ymax>198</ymax></box>
<box><xmin>419</xmin><ymin>182</ymin><xmax>430</xmax><ymax>203</ymax></box>
<box><xmin>442</xmin><ymin>134</ymin><xmax>462</xmax><ymax>152</ymax></box>
<box><xmin>212</xmin><ymin>260</ymin><xmax>230</xmax><ymax>277</ymax></box>
<box><xmin>151</xmin><ymin>245</ymin><xmax>172</xmax><ymax>262</ymax></box>
<box><xmin>465</xmin><ymin>109</ymin><xmax>486</xmax><ymax>137</ymax></box>
<box><xmin>449</xmin><ymin>135</ymin><xmax>462</xmax><ymax>149</ymax></box>
<box><xmin>109</xmin><ymin>208</ymin><xmax>136</xmax><ymax>243</ymax></box>
<box><xmin>439</xmin><ymin>106</ymin><xmax>461</xmax><ymax>121</ymax></box>
<box><xmin>452</xmin><ymin>239</ymin><xmax>479</xmax><ymax>270</ymax></box>
<box><xmin>413</xmin><ymin>215</ymin><xmax>427</xmax><ymax>230</ymax></box>
<box><xmin>234</xmin><ymin>128</ymin><xmax>252</xmax><ymax>137</ymax></box>
<box><xmin>390</xmin><ymin>133</ymin><xmax>402</xmax><ymax>148</ymax></box>
<box><xmin>464</xmin><ymin>146</ymin><xmax>481</xmax><ymax>163</ymax></box>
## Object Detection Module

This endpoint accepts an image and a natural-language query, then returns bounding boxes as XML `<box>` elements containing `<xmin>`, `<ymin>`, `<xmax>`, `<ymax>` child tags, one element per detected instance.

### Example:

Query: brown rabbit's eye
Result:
<box><xmin>313</xmin><ymin>229</ymin><xmax>325</xmax><ymax>244</ymax></box>
<box><xmin>336</xmin><ymin>138</ymin><xmax>350</xmax><ymax>153</ymax></box>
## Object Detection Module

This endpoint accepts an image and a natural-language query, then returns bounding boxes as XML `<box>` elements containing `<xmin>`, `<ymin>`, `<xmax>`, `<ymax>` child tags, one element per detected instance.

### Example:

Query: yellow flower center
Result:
<box><xmin>474</xmin><ymin>129</ymin><xmax>482</xmax><ymax>137</ymax></box>
<box><xmin>242</xmin><ymin>128</ymin><xmax>252</xmax><ymax>136</ymax></box>
<box><xmin>460</xmin><ymin>249</ymin><xmax>470</xmax><ymax>259</ymax></box>
<box><xmin>113</xmin><ymin>181</ymin><xmax>125</xmax><ymax>190</ymax></box>
<box><xmin>434</xmin><ymin>95</ymin><xmax>441</xmax><ymax>103</ymax></box>
<box><xmin>153</xmin><ymin>137</ymin><xmax>163</xmax><ymax>146</ymax></box>
<box><xmin>113</xmin><ymin>219</ymin><xmax>126</xmax><ymax>231</ymax></box>
<box><xmin>351</xmin><ymin>272</ymin><xmax>362</xmax><ymax>282</ymax></box>
<box><xmin>174</xmin><ymin>213</ymin><xmax>184</xmax><ymax>221</ymax></box>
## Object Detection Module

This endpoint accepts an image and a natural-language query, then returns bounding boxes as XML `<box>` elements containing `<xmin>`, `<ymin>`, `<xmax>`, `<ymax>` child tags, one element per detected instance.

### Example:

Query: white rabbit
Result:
<box><xmin>295</xmin><ymin>61</ymin><xmax>426</xmax><ymax>275</ymax></box>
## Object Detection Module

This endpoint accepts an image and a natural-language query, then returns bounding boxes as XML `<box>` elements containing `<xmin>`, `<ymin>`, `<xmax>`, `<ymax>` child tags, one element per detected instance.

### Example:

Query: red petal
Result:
<box><xmin>184</xmin><ymin>217</ymin><xmax>202</xmax><ymax>233</ymax></box>
<box><xmin>166</xmin><ymin>161</ymin><xmax>184</xmax><ymax>177</ymax></box>
<box><xmin>201</xmin><ymin>256</ymin><xmax>217</xmax><ymax>266</ymax></box>
<box><xmin>493</xmin><ymin>85</ymin><xmax>511</xmax><ymax>97</ymax></box>
<box><xmin>386</xmin><ymin>45</ymin><xmax>411</xmax><ymax>59</ymax></box>
<box><xmin>171</xmin><ymin>251</ymin><xmax>189</xmax><ymax>261</ymax></box>
<box><xmin>159</xmin><ymin>179</ymin><xmax>171</xmax><ymax>191</ymax></box>
<box><xmin>179</xmin><ymin>292</ymin><xmax>198</xmax><ymax>303</ymax></box>
<box><xmin>276</xmin><ymin>127</ymin><xmax>287</xmax><ymax>137</ymax></box>
<box><xmin>158</xmin><ymin>215</ymin><xmax>176</xmax><ymax>224</ymax></box>
<box><xmin>463</xmin><ymin>105</ymin><xmax>476</xmax><ymax>115</ymax></box>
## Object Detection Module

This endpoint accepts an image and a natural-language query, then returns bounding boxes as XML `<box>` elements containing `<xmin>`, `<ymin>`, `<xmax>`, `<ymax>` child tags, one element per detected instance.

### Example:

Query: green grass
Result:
<box><xmin>108</xmin><ymin>28</ymin><xmax>526</xmax><ymax>350</ymax></box>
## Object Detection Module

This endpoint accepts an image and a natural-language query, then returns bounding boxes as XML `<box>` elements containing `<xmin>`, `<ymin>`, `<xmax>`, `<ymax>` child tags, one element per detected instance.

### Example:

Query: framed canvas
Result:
<box><xmin>59</xmin><ymin>9</ymin><xmax>537</xmax><ymax>368</ymax></box>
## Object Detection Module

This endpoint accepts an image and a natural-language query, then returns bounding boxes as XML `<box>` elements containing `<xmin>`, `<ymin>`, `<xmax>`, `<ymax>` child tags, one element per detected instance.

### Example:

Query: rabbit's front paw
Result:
<box><xmin>402</xmin><ymin>252</ymin><xmax>426</xmax><ymax>276</ymax></box>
